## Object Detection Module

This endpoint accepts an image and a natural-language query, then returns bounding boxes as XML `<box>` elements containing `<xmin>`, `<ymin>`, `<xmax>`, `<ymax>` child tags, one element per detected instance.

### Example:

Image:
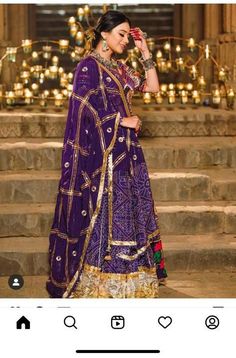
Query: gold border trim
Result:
<box><xmin>111</xmin><ymin>240</ymin><xmax>137</xmax><ymax>246</ymax></box>
<box><xmin>63</xmin><ymin>111</ymin><xmax>121</xmax><ymax>298</ymax></box>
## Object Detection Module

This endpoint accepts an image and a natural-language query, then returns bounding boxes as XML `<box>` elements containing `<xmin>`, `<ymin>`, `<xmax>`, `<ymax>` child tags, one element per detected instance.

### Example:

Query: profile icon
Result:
<box><xmin>12</xmin><ymin>278</ymin><xmax>20</xmax><ymax>287</ymax></box>
<box><xmin>205</xmin><ymin>315</ymin><xmax>220</xmax><ymax>330</ymax></box>
<box><xmin>8</xmin><ymin>275</ymin><xmax>24</xmax><ymax>290</ymax></box>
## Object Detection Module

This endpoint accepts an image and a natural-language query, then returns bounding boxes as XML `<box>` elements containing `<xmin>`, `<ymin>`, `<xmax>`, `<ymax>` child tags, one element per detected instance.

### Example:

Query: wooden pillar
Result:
<box><xmin>173</xmin><ymin>5</ymin><xmax>182</xmax><ymax>38</ymax></box>
<box><xmin>200</xmin><ymin>5</ymin><xmax>222</xmax><ymax>89</ymax></box>
<box><xmin>204</xmin><ymin>4</ymin><xmax>222</xmax><ymax>39</ymax></box>
<box><xmin>181</xmin><ymin>5</ymin><xmax>204</xmax><ymax>41</ymax></box>
<box><xmin>6</xmin><ymin>4</ymin><xmax>35</xmax><ymax>45</ymax></box>
<box><xmin>223</xmin><ymin>4</ymin><xmax>236</xmax><ymax>33</ymax></box>
<box><xmin>0</xmin><ymin>4</ymin><xmax>35</xmax><ymax>87</ymax></box>
<box><xmin>218</xmin><ymin>4</ymin><xmax>236</xmax><ymax>88</ymax></box>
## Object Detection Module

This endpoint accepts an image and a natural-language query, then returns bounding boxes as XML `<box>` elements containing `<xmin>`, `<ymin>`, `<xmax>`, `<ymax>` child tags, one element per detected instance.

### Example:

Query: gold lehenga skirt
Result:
<box><xmin>69</xmin><ymin>264</ymin><xmax>159</xmax><ymax>298</ymax></box>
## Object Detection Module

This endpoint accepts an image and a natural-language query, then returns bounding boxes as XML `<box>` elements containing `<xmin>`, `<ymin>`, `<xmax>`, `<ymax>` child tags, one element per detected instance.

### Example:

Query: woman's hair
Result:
<box><xmin>92</xmin><ymin>10</ymin><xmax>131</xmax><ymax>48</ymax></box>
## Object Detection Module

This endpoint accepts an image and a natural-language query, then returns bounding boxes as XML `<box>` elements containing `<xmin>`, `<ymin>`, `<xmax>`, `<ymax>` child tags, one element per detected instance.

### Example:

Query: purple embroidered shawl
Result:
<box><xmin>46</xmin><ymin>55</ymin><xmax>144</xmax><ymax>298</ymax></box>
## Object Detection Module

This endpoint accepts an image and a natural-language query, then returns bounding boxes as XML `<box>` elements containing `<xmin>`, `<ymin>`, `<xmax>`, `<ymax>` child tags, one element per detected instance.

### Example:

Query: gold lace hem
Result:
<box><xmin>69</xmin><ymin>264</ymin><xmax>159</xmax><ymax>298</ymax></box>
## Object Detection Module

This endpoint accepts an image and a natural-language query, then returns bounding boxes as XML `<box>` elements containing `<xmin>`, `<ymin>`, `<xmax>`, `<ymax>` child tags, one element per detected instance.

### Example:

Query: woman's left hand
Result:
<box><xmin>130</xmin><ymin>27</ymin><xmax>149</xmax><ymax>54</ymax></box>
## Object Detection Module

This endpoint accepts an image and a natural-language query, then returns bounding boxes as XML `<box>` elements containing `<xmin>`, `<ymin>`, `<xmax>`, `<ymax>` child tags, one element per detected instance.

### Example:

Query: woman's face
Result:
<box><xmin>102</xmin><ymin>21</ymin><xmax>130</xmax><ymax>54</ymax></box>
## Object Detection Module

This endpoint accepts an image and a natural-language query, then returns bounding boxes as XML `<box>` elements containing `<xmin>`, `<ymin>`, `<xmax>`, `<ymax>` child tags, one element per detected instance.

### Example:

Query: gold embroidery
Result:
<box><xmin>67</xmin><ymin>89</ymin><xmax>97</xmax><ymax>229</ymax></box>
<box><xmin>130</xmin><ymin>155</ymin><xmax>134</xmax><ymax>176</ymax></box>
<box><xmin>50</xmin><ymin>275</ymin><xmax>67</xmax><ymax>288</ymax></box>
<box><xmin>63</xmin><ymin>112</ymin><xmax>121</xmax><ymax>298</ymax></box>
<box><xmin>111</xmin><ymin>240</ymin><xmax>137</xmax><ymax>246</ymax></box>
<box><xmin>106</xmin><ymin>87</ymin><xmax>120</xmax><ymax>95</ymax></box>
<box><xmin>106</xmin><ymin>152</ymin><xmax>113</xmax><ymax>258</ymax></box>
<box><xmin>50</xmin><ymin>228</ymin><xmax>78</xmax><ymax>243</ymax></box>
<box><xmin>148</xmin><ymin>228</ymin><xmax>160</xmax><ymax>239</ymax></box>
<box><xmin>101</xmin><ymin>113</ymin><xmax>117</xmax><ymax>124</ymax></box>
<box><xmin>50</xmin><ymin>227</ymin><xmax>89</xmax><ymax>242</ymax></box>
<box><xmin>80</xmin><ymin>227</ymin><xmax>89</xmax><ymax>235</ymax></box>
<box><xmin>60</xmin><ymin>187</ymin><xmax>82</xmax><ymax>197</ymax></box>
<box><xmin>67</xmin><ymin>140</ymin><xmax>90</xmax><ymax>156</ymax></box>
<box><xmin>89</xmin><ymin>193</ymin><xmax>93</xmax><ymax>220</ymax></box>
<box><xmin>58</xmin><ymin>195</ymin><xmax>63</xmax><ymax>225</ymax></box>
<box><xmin>117</xmin><ymin>243</ymin><xmax>151</xmax><ymax>261</ymax></box>
<box><xmin>80</xmin><ymin>182</ymin><xmax>90</xmax><ymax>190</ymax></box>
<box><xmin>72</xmin><ymin>91</ymin><xmax>106</xmax><ymax>153</ymax></box>
<box><xmin>82</xmin><ymin>171</ymin><xmax>90</xmax><ymax>182</ymax></box>
<box><xmin>91</xmin><ymin>167</ymin><xmax>102</xmax><ymax>178</ymax></box>
<box><xmin>65</xmin><ymin>240</ymin><xmax>69</xmax><ymax>283</ymax></box>
<box><xmin>69</xmin><ymin>264</ymin><xmax>159</xmax><ymax>298</ymax></box>
<box><xmin>112</xmin><ymin>152</ymin><xmax>126</xmax><ymax>169</ymax></box>
<box><xmin>127</xmin><ymin>128</ymin><xmax>131</xmax><ymax>152</ymax></box>
<box><xmin>98</xmin><ymin>65</ymin><xmax>108</xmax><ymax>111</ymax></box>
<box><xmin>81</xmin><ymin>171</ymin><xmax>91</xmax><ymax>190</ymax></box>
<box><xmin>95</xmin><ymin>61</ymin><xmax>131</xmax><ymax>116</ymax></box>
<box><xmin>71</xmin><ymin>91</ymin><xmax>99</xmax><ymax>120</ymax></box>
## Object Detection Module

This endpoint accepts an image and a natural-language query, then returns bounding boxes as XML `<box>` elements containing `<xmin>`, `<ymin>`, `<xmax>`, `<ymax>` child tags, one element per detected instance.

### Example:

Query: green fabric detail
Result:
<box><xmin>154</xmin><ymin>251</ymin><xmax>162</xmax><ymax>263</ymax></box>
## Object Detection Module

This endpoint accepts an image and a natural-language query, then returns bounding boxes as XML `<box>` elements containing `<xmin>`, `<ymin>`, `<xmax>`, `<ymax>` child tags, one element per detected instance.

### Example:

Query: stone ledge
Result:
<box><xmin>0</xmin><ymin>234</ymin><xmax>235</xmax><ymax>277</ymax></box>
<box><xmin>0</xmin><ymin>202</ymin><xmax>235</xmax><ymax>236</ymax></box>
<box><xmin>1</xmin><ymin>107</ymin><xmax>236</xmax><ymax>137</ymax></box>
<box><xmin>1</xmin><ymin>137</ymin><xmax>236</xmax><ymax>170</ymax></box>
<box><xmin>2</xmin><ymin>168</ymin><xmax>236</xmax><ymax>203</ymax></box>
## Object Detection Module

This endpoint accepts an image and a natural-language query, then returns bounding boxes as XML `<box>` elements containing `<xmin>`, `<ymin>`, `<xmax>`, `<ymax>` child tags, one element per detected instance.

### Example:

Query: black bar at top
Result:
<box><xmin>76</xmin><ymin>350</ymin><xmax>160</xmax><ymax>354</ymax></box>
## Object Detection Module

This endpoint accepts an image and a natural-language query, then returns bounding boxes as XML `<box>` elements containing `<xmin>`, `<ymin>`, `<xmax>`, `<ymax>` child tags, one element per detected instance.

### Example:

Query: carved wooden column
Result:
<box><xmin>217</xmin><ymin>5</ymin><xmax>236</xmax><ymax>87</ymax></box>
<box><xmin>0</xmin><ymin>4</ymin><xmax>35</xmax><ymax>86</ymax></box>
<box><xmin>0</xmin><ymin>4</ymin><xmax>12</xmax><ymax>88</ymax></box>
<box><xmin>174</xmin><ymin>5</ymin><xmax>204</xmax><ymax>41</ymax></box>
<box><xmin>199</xmin><ymin>5</ymin><xmax>222</xmax><ymax>90</ymax></box>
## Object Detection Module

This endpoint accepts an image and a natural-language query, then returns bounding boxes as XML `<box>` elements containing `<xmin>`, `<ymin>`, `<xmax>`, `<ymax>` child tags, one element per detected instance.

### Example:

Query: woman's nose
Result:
<box><xmin>125</xmin><ymin>36</ymin><xmax>129</xmax><ymax>44</ymax></box>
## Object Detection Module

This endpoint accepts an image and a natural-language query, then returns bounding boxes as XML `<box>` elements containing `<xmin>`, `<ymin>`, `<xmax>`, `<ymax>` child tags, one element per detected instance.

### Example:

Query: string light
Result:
<box><xmin>0</xmin><ymin>5</ymin><xmax>234</xmax><ymax>110</ymax></box>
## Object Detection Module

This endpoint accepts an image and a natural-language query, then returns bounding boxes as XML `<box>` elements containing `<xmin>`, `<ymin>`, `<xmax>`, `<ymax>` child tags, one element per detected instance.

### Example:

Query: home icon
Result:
<box><xmin>16</xmin><ymin>316</ymin><xmax>30</xmax><ymax>330</ymax></box>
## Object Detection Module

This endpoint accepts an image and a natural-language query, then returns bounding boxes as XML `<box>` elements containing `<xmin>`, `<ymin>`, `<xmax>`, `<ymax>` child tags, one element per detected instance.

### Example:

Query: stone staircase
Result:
<box><xmin>0</xmin><ymin>104</ymin><xmax>236</xmax><ymax>298</ymax></box>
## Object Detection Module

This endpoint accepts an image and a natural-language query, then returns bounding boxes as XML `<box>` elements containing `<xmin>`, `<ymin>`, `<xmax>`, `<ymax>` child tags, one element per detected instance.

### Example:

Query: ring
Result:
<box><xmin>142</xmin><ymin>32</ymin><xmax>148</xmax><ymax>39</ymax></box>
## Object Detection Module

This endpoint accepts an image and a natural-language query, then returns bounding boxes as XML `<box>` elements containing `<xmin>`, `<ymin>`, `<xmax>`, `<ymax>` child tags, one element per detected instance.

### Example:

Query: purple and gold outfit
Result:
<box><xmin>46</xmin><ymin>53</ymin><xmax>167</xmax><ymax>298</ymax></box>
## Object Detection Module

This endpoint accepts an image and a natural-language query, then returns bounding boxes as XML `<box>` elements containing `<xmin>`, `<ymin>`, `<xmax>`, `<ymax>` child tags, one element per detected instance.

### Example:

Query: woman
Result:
<box><xmin>46</xmin><ymin>10</ymin><xmax>167</xmax><ymax>298</ymax></box>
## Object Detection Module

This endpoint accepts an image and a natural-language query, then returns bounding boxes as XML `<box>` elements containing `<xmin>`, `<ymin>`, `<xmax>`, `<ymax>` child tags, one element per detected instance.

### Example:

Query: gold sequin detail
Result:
<box><xmin>69</xmin><ymin>264</ymin><xmax>159</xmax><ymax>298</ymax></box>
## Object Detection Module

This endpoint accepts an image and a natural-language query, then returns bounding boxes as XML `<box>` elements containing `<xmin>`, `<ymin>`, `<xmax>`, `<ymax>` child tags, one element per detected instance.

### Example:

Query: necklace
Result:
<box><xmin>90</xmin><ymin>50</ymin><xmax>119</xmax><ymax>70</ymax></box>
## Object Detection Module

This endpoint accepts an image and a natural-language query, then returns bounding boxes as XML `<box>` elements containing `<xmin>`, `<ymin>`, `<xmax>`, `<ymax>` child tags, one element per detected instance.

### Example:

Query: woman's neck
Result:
<box><xmin>94</xmin><ymin>44</ymin><xmax>113</xmax><ymax>60</ymax></box>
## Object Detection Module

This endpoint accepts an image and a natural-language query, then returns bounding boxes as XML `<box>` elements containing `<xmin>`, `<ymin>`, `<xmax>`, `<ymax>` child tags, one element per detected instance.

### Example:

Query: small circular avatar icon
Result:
<box><xmin>205</xmin><ymin>315</ymin><xmax>220</xmax><ymax>330</ymax></box>
<box><xmin>8</xmin><ymin>275</ymin><xmax>24</xmax><ymax>290</ymax></box>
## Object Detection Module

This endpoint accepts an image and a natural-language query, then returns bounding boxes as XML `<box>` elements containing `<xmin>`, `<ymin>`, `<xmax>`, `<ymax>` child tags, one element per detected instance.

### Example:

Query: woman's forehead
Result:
<box><xmin>114</xmin><ymin>22</ymin><xmax>130</xmax><ymax>32</ymax></box>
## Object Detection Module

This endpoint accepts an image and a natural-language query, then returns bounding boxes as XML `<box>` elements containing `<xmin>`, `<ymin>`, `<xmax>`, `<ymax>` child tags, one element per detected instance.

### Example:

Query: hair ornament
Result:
<box><xmin>84</xmin><ymin>27</ymin><xmax>96</xmax><ymax>51</ymax></box>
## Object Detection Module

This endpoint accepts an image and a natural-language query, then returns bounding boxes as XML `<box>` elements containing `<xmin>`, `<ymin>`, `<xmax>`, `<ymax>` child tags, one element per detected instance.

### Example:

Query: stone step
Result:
<box><xmin>1</xmin><ymin>107</ymin><xmax>236</xmax><ymax>138</ymax></box>
<box><xmin>0</xmin><ymin>202</ymin><xmax>235</xmax><ymax>237</ymax></box>
<box><xmin>1</xmin><ymin>136</ymin><xmax>236</xmax><ymax>171</ymax></box>
<box><xmin>1</xmin><ymin>271</ymin><xmax>236</xmax><ymax>298</ymax></box>
<box><xmin>1</xmin><ymin>168</ymin><xmax>236</xmax><ymax>203</ymax></box>
<box><xmin>0</xmin><ymin>111</ymin><xmax>66</xmax><ymax>138</ymax></box>
<box><xmin>0</xmin><ymin>138</ymin><xmax>62</xmax><ymax>171</ymax></box>
<box><xmin>149</xmin><ymin>168</ymin><xmax>236</xmax><ymax>201</ymax></box>
<box><xmin>142</xmin><ymin>136</ymin><xmax>236</xmax><ymax>169</ymax></box>
<box><xmin>0</xmin><ymin>234</ymin><xmax>235</xmax><ymax>277</ymax></box>
<box><xmin>136</xmin><ymin>105</ymin><xmax>236</xmax><ymax>137</ymax></box>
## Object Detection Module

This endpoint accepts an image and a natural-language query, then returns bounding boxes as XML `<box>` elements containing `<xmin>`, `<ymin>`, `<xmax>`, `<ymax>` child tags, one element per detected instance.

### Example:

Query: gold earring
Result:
<box><xmin>102</xmin><ymin>38</ymin><xmax>109</xmax><ymax>51</ymax></box>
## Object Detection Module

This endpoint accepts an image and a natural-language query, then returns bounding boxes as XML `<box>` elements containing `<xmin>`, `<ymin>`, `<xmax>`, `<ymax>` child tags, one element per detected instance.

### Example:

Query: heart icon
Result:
<box><xmin>158</xmin><ymin>316</ymin><xmax>172</xmax><ymax>329</ymax></box>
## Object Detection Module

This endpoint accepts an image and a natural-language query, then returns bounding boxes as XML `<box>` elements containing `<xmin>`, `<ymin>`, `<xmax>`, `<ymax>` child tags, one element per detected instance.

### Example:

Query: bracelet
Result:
<box><xmin>141</xmin><ymin>58</ymin><xmax>156</xmax><ymax>71</ymax></box>
<box><xmin>139</xmin><ymin>52</ymin><xmax>155</xmax><ymax>71</ymax></box>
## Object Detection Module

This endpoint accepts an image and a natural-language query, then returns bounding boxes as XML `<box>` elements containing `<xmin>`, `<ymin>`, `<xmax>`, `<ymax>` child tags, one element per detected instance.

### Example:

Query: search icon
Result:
<box><xmin>64</xmin><ymin>315</ymin><xmax>77</xmax><ymax>329</ymax></box>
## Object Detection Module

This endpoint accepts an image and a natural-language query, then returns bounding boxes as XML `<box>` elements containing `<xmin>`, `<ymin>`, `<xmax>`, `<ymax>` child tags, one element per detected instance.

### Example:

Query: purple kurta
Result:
<box><xmin>46</xmin><ymin>53</ymin><xmax>167</xmax><ymax>298</ymax></box>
